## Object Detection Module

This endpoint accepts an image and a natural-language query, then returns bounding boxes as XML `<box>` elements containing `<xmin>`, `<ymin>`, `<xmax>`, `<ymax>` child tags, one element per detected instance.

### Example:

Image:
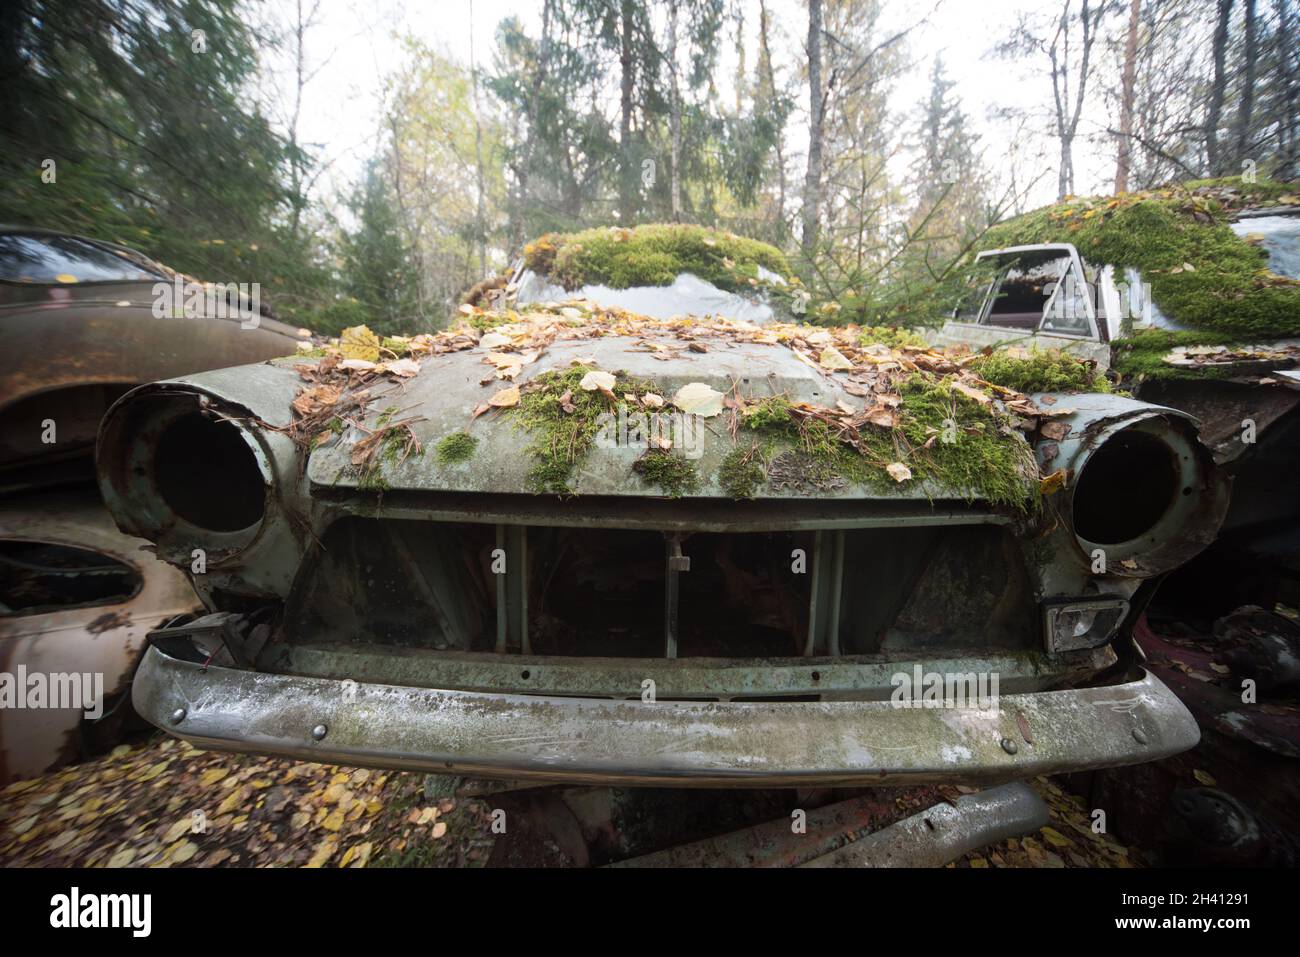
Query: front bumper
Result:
<box><xmin>133</xmin><ymin>644</ymin><xmax>1200</xmax><ymax>788</ymax></box>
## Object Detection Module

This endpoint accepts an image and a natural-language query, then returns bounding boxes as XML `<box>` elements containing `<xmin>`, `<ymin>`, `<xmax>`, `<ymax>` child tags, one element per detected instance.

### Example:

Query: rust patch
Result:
<box><xmin>86</xmin><ymin>609</ymin><xmax>131</xmax><ymax>636</ymax></box>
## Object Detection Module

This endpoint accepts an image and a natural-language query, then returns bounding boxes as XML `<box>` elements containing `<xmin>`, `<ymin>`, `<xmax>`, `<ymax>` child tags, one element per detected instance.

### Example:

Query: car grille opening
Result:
<box><xmin>285</xmin><ymin>518</ymin><xmax>1036</xmax><ymax>661</ymax></box>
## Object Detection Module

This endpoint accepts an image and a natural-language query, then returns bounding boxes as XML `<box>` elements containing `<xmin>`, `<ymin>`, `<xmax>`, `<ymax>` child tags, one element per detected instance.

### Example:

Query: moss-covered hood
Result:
<box><xmin>279</xmin><ymin>305</ymin><xmax>1145</xmax><ymax>511</ymax></box>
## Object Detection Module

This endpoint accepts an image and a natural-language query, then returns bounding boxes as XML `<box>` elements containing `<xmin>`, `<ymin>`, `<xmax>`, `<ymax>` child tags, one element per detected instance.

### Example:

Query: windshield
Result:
<box><xmin>0</xmin><ymin>233</ymin><xmax>167</xmax><ymax>284</ymax></box>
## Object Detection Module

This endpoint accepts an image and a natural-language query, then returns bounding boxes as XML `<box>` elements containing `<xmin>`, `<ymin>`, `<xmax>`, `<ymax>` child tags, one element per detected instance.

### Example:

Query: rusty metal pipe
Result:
<box><xmin>801</xmin><ymin>782</ymin><xmax>1049</xmax><ymax>867</ymax></box>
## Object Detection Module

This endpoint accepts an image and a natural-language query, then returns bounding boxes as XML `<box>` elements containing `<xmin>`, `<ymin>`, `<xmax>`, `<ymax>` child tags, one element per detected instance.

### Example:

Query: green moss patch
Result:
<box><xmin>731</xmin><ymin>379</ymin><xmax>1039</xmax><ymax>511</ymax></box>
<box><xmin>857</xmin><ymin>326</ymin><xmax>929</xmax><ymax>349</ymax></box>
<box><xmin>435</xmin><ymin>430</ymin><xmax>478</xmax><ymax>465</ymax></box>
<box><xmin>1109</xmin><ymin>328</ymin><xmax>1241</xmax><ymax>382</ymax></box>
<box><xmin>524</xmin><ymin>223</ymin><xmax>793</xmax><ymax>293</ymax></box>
<box><xmin>632</xmin><ymin>449</ymin><xmax>700</xmax><ymax>497</ymax></box>
<box><xmin>719</xmin><ymin>442</ymin><xmax>772</xmax><ymax>499</ymax></box>
<box><xmin>969</xmin><ymin>349</ymin><xmax>1110</xmax><ymax>394</ymax></box>
<box><xmin>981</xmin><ymin>177</ymin><xmax>1300</xmax><ymax>340</ymax></box>
<box><xmin>509</xmin><ymin>366</ymin><xmax>659</xmax><ymax>495</ymax></box>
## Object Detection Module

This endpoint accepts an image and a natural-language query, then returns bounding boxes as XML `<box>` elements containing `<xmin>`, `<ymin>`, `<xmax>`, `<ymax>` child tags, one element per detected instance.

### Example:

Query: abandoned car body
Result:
<box><xmin>0</xmin><ymin>226</ymin><xmax>311</xmax><ymax>476</ymax></box>
<box><xmin>0</xmin><ymin>227</ymin><xmax>308</xmax><ymax>780</ymax></box>
<box><xmin>0</xmin><ymin>493</ymin><xmax>200</xmax><ymax>782</ymax></box>
<box><xmin>96</xmin><ymin>294</ymin><xmax>1229</xmax><ymax>788</ymax></box>
<box><xmin>931</xmin><ymin>189</ymin><xmax>1300</xmax><ymax>616</ymax></box>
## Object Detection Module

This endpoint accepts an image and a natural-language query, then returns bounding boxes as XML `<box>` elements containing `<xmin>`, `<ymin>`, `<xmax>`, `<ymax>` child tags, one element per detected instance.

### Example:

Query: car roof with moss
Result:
<box><xmin>509</xmin><ymin>223</ymin><xmax>801</xmax><ymax>324</ymax></box>
<box><xmin>279</xmin><ymin>303</ymin><xmax>1121</xmax><ymax>512</ymax></box>
<box><xmin>980</xmin><ymin>177</ymin><xmax>1300</xmax><ymax>342</ymax></box>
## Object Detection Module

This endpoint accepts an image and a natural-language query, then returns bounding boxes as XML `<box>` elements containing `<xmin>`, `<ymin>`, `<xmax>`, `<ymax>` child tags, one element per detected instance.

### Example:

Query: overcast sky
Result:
<box><xmin>264</xmin><ymin>0</ymin><xmax>1116</xmax><ymax>216</ymax></box>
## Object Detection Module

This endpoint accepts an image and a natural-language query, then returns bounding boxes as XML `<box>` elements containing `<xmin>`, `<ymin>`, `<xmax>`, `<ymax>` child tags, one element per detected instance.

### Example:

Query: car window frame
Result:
<box><xmin>958</xmin><ymin>244</ymin><xmax>1101</xmax><ymax>342</ymax></box>
<box><xmin>0</xmin><ymin>536</ymin><xmax>144</xmax><ymax>618</ymax></box>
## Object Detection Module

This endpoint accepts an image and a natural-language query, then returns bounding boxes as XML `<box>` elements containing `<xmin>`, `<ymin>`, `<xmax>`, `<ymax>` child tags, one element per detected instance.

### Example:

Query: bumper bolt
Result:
<box><xmin>170</xmin><ymin>708</ymin><xmax>186</xmax><ymax>724</ymax></box>
<box><xmin>1000</xmin><ymin>737</ymin><xmax>1018</xmax><ymax>755</ymax></box>
<box><xmin>311</xmin><ymin>723</ymin><xmax>328</xmax><ymax>741</ymax></box>
<box><xmin>1132</xmin><ymin>727</ymin><xmax>1148</xmax><ymax>745</ymax></box>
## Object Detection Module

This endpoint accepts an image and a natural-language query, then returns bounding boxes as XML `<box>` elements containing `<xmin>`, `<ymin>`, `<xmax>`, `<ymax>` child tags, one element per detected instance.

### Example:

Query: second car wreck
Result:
<box><xmin>95</xmin><ymin>270</ymin><xmax>1229</xmax><ymax>788</ymax></box>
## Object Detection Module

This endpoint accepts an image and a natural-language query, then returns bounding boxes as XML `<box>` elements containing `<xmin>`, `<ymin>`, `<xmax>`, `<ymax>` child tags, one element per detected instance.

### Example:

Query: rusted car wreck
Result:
<box><xmin>0</xmin><ymin>226</ymin><xmax>309</xmax><ymax>782</ymax></box>
<box><xmin>96</xmin><ymin>230</ymin><xmax>1230</xmax><ymax>791</ymax></box>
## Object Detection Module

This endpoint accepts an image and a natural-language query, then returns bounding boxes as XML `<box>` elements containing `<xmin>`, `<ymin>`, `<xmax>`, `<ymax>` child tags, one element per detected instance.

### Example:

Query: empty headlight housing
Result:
<box><xmin>1062</xmin><ymin>414</ymin><xmax>1230</xmax><ymax>578</ymax></box>
<box><xmin>96</xmin><ymin>386</ymin><xmax>270</xmax><ymax>562</ymax></box>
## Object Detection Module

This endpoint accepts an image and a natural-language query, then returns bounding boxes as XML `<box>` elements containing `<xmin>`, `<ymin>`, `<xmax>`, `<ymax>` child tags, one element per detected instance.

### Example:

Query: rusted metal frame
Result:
<box><xmin>612</xmin><ymin>783</ymin><xmax>1048</xmax><ymax>868</ymax></box>
<box><xmin>494</xmin><ymin>525</ymin><xmax>530</xmax><ymax>654</ymax></box>
<box><xmin>664</xmin><ymin>534</ymin><xmax>689</xmax><ymax>659</ymax></box>
<box><xmin>311</xmin><ymin>489</ymin><xmax>1012</xmax><ymax>533</ymax></box>
<box><xmin>495</xmin><ymin>525</ymin><xmax>508</xmax><ymax>653</ymax></box>
<box><xmin>514</xmin><ymin>526</ymin><xmax>529</xmax><ymax>655</ymax></box>
<box><xmin>274</xmin><ymin>642</ymin><xmax>1071</xmax><ymax>700</ymax></box>
<box><xmin>805</xmin><ymin>530</ymin><xmax>844</xmax><ymax>657</ymax></box>
<box><xmin>804</xmin><ymin>531</ymin><xmax>824</xmax><ymax>657</ymax></box>
<box><xmin>827</xmin><ymin>529</ymin><xmax>845</xmax><ymax>657</ymax></box>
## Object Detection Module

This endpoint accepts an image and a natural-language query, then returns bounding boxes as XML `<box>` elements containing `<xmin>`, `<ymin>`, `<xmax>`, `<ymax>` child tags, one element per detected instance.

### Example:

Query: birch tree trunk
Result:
<box><xmin>1115</xmin><ymin>0</ymin><xmax>1141</xmax><ymax>193</ymax></box>
<box><xmin>802</xmin><ymin>0</ymin><xmax>824</xmax><ymax>258</ymax></box>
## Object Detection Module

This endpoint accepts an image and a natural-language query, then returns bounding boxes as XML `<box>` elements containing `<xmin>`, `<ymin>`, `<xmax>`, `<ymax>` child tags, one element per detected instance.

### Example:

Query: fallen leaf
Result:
<box><xmin>952</xmin><ymin>380</ymin><xmax>992</xmax><ymax>405</ymax></box>
<box><xmin>673</xmin><ymin>382</ymin><xmax>725</xmax><ymax>417</ymax></box>
<box><xmin>1040</xmin><ymin>826</ymin><xmax>1074</xmax><ymax>848</ymax></box>
<box><xmin>340</xmin><ymin>841</ymin><xmax>373</xmax><ymax>868</ymax></box>
<box><xmin>305</xmin><ymin>838</ymin><xmax>337</xmax><ymax>868</ymax></box>
<box><xmin>489</xmin><ymin>386</ymin><xmax>520</xmax><ymax>408</ymax></box>
<box><xmin>163</xmin><ymin>818</ymin><xmax>192</xmax><ymax>844</ymax></box>
<box><xmin>579</xmin><ymin>370</ymin><xmax>617</xmax><ymax>392</ymax></box>
<box><xmin>819</xmin><ymin>346</ymin><xmax>854</xmax><ymax>370</ymax></box>
<box><xmin>1193</xmin><ymin>769</ymin><xmax>1217</xmax><ymax>787</ymax></box>
<box><xmin>382</xmin><ymin>357</ymin><xmax>421</xmax><ymax>377</ymax></box>
<box><xmin>322</xmin><ymin>809</ymin><xmax>345</xmax><ymax>831</ymax></box>
<box><xmin>886</xmin><ymin>462</ymin><xmax>912</xmax><ymax>483</ymax></box>
<box><xmin>865</xmin><ymin>405</ymin><xmax>898</xmax><ymax>428</ymax></box>
<box><xmin>340</xmin><ymin>325</ymin><xmax>382</xmax><ymax>362</ymax></box>
<box><xmin>1039</xmin><ymin>469</ymin><xmax>1070</xmax><ymax>495</ymax></box>
<box><xmin>1040</xmin><ymin>421</ymin><xmax>1072</xmax><ymax>441</ymax></box>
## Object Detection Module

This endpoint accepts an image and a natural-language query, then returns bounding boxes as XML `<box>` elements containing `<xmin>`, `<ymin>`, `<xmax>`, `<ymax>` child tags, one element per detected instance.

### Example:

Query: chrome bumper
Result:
<box><xmin>133</xmin><ymin>644</ymin><xmax>1200</xmax><ymax>787</ymax></box>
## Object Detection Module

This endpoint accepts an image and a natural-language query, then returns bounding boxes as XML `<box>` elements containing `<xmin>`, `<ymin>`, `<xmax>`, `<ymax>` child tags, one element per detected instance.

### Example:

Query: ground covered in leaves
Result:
<box><xmin>0</xmin><ymin>736</ymin><xmax>495</xmax><ymax>868</ymax></box>
<box><xmin>0</xmin><ymin>735</ymin><xmax>1139</xmax><ymax>868</ymax></box>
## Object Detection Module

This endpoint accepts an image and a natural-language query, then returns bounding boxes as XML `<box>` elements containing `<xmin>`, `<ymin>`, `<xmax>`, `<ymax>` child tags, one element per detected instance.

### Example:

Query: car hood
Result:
<box><xmin>302</xmin><ymin>334</ymin><xmax>954</xmax><ymax>501</ymax></box>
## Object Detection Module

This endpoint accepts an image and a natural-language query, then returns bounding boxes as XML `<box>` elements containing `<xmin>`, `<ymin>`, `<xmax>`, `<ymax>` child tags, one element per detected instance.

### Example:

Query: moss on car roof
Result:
<box><xmin>981</xmin><ymin>177</ymin><xmax>1300</xmax><ymax>341</ymax></box>
<box><xmin>522</xmin><ymin>223</ymin><xmax>794</xmax><ymax>293</ymax></box>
